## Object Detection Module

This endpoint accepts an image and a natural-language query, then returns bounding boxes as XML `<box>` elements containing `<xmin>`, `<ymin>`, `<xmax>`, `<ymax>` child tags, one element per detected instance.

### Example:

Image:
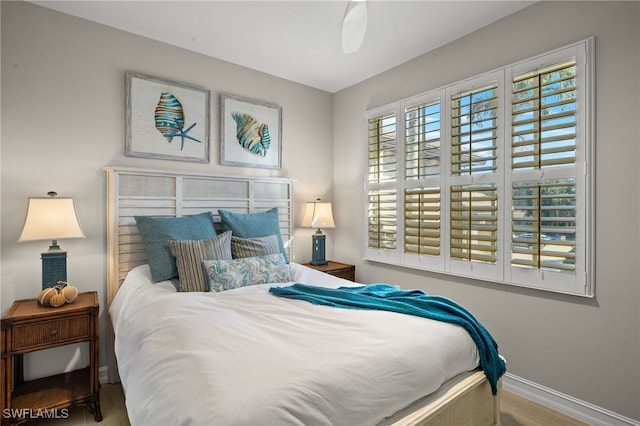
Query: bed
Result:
<box><xmin>104</xmin><ymin>166</ymin><xmax>503</xmax><ymax>426</ymax></box>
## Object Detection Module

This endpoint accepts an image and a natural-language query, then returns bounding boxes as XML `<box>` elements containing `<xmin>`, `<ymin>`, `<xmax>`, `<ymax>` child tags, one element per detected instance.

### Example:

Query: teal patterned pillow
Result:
<box><xmin>203</xmin><ymin>253</ymin><xmax>291</xmax><ymax>292</ymax></box>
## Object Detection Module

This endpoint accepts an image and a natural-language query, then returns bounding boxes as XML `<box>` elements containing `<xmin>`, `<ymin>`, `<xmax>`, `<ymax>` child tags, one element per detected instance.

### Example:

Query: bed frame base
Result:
<box><xmin>384</xmin><ymin>371</ymin><xmax>500</xmax><ymax>426</ymax></box>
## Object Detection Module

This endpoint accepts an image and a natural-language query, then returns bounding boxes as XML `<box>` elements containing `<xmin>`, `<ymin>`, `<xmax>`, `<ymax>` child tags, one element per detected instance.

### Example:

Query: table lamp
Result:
<box><xmin>18</xmin><ymin>191</ymin><xmax>85</xmax><ymax>289</ymax></box>
<box><xmin>301</xmin><ymin>199</ymin><xmax>335</xmax><ymax>266</ymax></box>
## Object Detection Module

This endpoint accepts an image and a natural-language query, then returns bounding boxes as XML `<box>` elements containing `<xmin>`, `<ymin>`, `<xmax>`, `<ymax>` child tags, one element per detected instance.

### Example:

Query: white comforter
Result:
<box><xmin>110</xmin><ymin>263</ymin><xmax>479</xmax><ymax>426</ymax></box>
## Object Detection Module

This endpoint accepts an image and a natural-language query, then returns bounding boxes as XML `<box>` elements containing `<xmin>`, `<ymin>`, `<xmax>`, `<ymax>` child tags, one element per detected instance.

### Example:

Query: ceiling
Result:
<box><xmin>30</xmin><ymin>1</ymin><xmax>536</xmax><ymax>93</ymax></box>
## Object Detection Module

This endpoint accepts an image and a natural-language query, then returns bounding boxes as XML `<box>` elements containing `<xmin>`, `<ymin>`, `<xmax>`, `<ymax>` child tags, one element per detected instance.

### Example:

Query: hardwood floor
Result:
<box><xmin>27</xmin><ymin>383</ymin><xmax>588</xmax><ymax>426</ymax></box>
<box><xmin>25</xmin><ymin>384</ymin><xmax>128</xmax><ymax>426</ymax></box>
<box><xmin>500</xmin><ymin>390</ymin><xmax>589</xmax><ymax>426</ymax></box>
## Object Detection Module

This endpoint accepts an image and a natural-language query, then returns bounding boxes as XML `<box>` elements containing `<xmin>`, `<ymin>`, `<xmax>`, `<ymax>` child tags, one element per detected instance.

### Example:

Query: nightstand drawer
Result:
<box><xmin>327</xmin><ymin>269</ymin><xmax>355</xmax><ymax>281</ymax></box>
<box><xmin>303</xmin><ymin>261</ymin><xmax>356</xmax><ymax>282</ymax></box>
<box><xmin>12</xmin><ymin>315</ymin><xmax>90</xmax><ymax>351</ymax></box>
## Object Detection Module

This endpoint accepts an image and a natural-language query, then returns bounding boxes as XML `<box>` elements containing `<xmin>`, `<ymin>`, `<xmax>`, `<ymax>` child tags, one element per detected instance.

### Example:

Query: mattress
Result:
<box><xmin>110</xmin><ymin>263</ymin><xmax>479</xmax><ymax>426</ymax></box>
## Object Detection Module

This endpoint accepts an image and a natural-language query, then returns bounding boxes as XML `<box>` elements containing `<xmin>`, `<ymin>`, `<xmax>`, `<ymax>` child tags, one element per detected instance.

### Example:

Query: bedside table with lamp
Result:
<box><xmin>301</xmin><ymin>198</ymin><xmax>356</xmax><ymax>282</ymax></box>
<box><xmin>1</xmin><ymin>192</ymin><xmax>102</xmax><ymax>424</ymax></box>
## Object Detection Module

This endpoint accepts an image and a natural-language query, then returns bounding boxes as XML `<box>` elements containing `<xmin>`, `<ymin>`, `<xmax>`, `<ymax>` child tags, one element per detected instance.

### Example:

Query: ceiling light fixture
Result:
<box><xmin>341</xmin><ymin>0</ymin><xmax>367</xmax><ymax>54</ymax></box>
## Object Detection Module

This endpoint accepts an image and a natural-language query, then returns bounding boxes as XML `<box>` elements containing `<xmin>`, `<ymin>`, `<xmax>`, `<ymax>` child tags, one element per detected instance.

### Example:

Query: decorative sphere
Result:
<box><xmin>38</xmin><ymin>287</ymin><xmax>58</xmax><ymax>306</ymax></box>
<box><xmin>62</xmin><ymin>285</ymin><xmax>79</xmax><ymax>303</ymax></box>
<box><xmin>49</xmin><ymin>293</ymin><xmax>67</xmax><ymax>308</ymax></box>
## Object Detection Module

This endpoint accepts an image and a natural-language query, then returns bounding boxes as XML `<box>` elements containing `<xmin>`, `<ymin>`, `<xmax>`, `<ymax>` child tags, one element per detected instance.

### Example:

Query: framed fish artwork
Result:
<box><xmin>220</xmin><ymin>94</ymin><xmax>282</xmax><ymax>169</ymax></box>
<box><xmin>126</xmin><ymin>72</ymin><xmax>210</xmax><ymax>163</ymax></box>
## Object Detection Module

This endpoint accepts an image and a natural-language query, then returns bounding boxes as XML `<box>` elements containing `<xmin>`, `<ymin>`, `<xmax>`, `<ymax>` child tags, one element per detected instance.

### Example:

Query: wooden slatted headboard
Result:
<box><xmin>104</xmin><ymin>166</ymin><xmax>293</xmax><ymax>382</ymax></box>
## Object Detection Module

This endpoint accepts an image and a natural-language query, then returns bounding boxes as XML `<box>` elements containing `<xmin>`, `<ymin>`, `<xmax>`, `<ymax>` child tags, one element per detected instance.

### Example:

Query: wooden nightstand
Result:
<box><xmin>303</xmin><ymin>261</ymin><xmax>356</xmax><ymax>281</ymax></box>
<box><xmin>1</xmin><ymin>292</ymin><xmax>102</xmax><ymax>425</ymax></box>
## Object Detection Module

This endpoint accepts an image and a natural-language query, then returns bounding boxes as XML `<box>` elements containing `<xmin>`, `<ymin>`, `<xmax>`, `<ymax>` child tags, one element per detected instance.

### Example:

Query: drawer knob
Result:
<box><xmin>49</xmin><ymin>329</ymin><xmax>58</xmax><ymax>337</ymax></box>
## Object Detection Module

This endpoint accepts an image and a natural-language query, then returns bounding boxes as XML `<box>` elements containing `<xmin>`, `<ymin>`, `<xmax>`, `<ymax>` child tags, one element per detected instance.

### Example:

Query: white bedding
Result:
<box><xmin>110</xmin><ymin>263</ymin><xmax>479</xmax><ymax>426</ymax></box>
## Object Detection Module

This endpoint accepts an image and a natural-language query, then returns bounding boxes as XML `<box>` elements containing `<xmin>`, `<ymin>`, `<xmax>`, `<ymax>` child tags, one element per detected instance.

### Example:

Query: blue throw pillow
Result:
<box><xmin>135</xmin><ymin>212</ymin><xmax>217</xmax><ymax>282</ymax></box>
<box><xmin>218</xmin><ymin>208</ymin><xmax>289</xmax><ymax>263</ymax></box>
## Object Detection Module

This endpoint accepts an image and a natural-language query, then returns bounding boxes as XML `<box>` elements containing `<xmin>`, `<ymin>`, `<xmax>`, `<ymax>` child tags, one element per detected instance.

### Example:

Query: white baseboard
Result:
<box><xmin>99</xmin><ymin>365</ymin><xmax>109</xmax><ymax>384</ymax></box>
<box><xmin>503</xmin><ymin>373</ymin><xmax>640</xmax><ymax>426</ymax></box>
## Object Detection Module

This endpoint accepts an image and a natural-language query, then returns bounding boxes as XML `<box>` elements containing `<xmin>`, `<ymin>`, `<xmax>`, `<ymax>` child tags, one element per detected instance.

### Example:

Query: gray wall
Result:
<box><xmin>1</xmin><ymin>0</ymin><xmax>334</xmax><ymax>380</ymax></box>
<box><xmin>333</xmin><ymin>1</ymin><xmax>640</xmax><ymax>420</ymax></box>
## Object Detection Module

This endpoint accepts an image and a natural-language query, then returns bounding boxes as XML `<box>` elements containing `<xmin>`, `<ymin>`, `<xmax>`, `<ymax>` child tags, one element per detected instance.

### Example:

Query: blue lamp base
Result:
<box><xmin>41</xmin><ymin>240</ymin><xmax>67</xmax><ymax>289</ymax></box>
<box><xmin>310</xmin><ymin>232</ymin><xmax>327</xmax><ymax>266</ymax></box>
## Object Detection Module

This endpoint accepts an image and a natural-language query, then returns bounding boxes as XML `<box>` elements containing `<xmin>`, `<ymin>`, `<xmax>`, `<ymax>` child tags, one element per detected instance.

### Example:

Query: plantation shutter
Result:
<box><xmin>511</xmin><ymin>179</ymin><xmax>576</xmax><ymax>271</ymax></box>
<box><xmin>368</xmin><ymin>189</ymin><xmax>397</xmax><ymax>250</ymax></box>
<box><xmin>449</xmin><ymin>80</ymin><xmax>499</xmax><ymax>269</ymax></box>
<box><xmin>367</xmin><ymin>112</ymin><xmax>398</xmax><ymax>252</ymax></box>
<box><xmin>450</xmin><ymin>184</ymin><xmax>498</xmax><ymax>263</ymax></box>
<box><xmin>403</xmin><ymin>99</ymin><xmax>442</xmax><ymax>258</ymax></box>
<box><xmin>512</xmin><ymin>61</ymin><xmax>577</xmax><ymax>170</ymax></box>
<box><xmin>451</xmin><ymin>84</ymin><xmax>498</xmax><ymax>175</ymax></box>
<box><xmin>510</xmin><ymin>59</ymin><xmax>579</xmax><ymax>274</ymax></box>
<box><xmin>405</xmin><ymin>101</ymin><xmax>441</xmax><ymax>179</ymax></box>
<box><xmin>368</xmin><ymin>113</ymin><xmax>397</xmax><ymax>183</ymax></box>
<box><xmin>404</xmin><ymin>187</ymin><xmax>440</xmax><ymax>256</ymax></box>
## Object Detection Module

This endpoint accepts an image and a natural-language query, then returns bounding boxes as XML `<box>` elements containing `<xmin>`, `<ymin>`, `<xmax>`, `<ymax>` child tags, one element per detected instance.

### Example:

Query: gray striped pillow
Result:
<box><xmin>169</xmin><ymin>231</ymin><xmax>232</xmax><ymax>292</ymax></box>
<box><xmin>231</xmin><ymin>234</ymin><xmax>280</xmax><ymax>259</ymax></box>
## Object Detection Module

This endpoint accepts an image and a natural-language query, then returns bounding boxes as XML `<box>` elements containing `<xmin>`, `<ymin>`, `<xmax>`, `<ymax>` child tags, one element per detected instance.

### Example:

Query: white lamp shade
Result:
<box><xmin>18</xmin><ymin>197</ymin><xmax>85</xmax><ymax>242</ymax></box>
<box><xmin>301</xmin><ymin>201</ymin><xmax>335</xmax><ymax>229</ymax></box>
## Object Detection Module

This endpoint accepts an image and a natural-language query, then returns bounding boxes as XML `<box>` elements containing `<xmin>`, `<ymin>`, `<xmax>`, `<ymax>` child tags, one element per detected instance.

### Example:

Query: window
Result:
<box><xmin>364</xmin><ymin>39</ymin><xmax>594</xmax><ymax>296</ymax></box>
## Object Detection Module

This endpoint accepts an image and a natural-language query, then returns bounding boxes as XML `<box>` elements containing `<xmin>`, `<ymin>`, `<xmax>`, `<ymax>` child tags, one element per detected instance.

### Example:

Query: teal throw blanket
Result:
<box><xmin>269</xmin><ymin>283</ymin><xmax>505</xmax><ymax>394</ymax></box>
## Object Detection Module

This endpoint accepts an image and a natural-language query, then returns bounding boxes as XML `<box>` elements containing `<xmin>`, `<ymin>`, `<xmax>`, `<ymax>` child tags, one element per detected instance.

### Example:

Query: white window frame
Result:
<box><xmin>363</xmin><ymin>38</ymin><xmax>595</xmax><ymax>297</ymax></box>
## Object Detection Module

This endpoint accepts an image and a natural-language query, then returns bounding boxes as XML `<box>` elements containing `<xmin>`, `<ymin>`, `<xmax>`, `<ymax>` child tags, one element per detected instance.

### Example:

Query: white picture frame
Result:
<box><xmin>220</xmin><ymin>93</ymin><xmax>282</xmax><ymax>169</ymax></box>
<box><xmin>126</xmin><ymin>72</ymin><xmax>210</xmax><ymax>163</ymax></box>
